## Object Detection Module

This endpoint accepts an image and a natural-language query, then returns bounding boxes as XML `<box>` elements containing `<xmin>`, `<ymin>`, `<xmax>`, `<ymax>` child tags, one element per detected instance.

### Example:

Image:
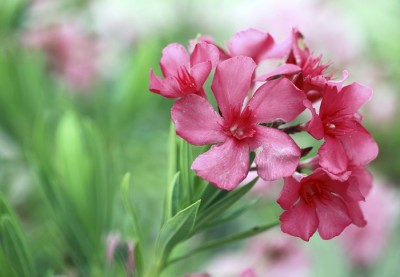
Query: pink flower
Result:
<box><xmin>24</xmin><ymin>23</ymin><xmax>99</xmax><ymax>91</ymax></box>
<box><xmin>278</xmin><ymin>168</ymin><xmax>369</xmax><ymax>241</ymax></box>
<box><xmin>307</xmin><ymin>83</ymin><xmax>379</xmax><ymax>177</ymax></box>
<box><xmin>339</xmin><ymin>182</ymin><xmax>399</xmax><ymax>266</ymax></box>
<box><xmin>149</xmin><ymin>42</ymin><xmax>219</xmax><ymax>98</ymax></box>
<box><xmin>171</xmin><ymin>56</ymin><xmax>305</xmax><ymax>190</ymax></box>
<box><xmin>185</xmin><ymin>274</ymin><xmax>211</xmax><ymax>277</ymax></box>
<box><xmin>105</xmin><ymin>233</ymin><xmax>135</xmax><ymax>274</ymax></box>
<box><xmin>258</xmin><ymin>28</ymin><xmax>346</xmax><ymax>102</ymax></box>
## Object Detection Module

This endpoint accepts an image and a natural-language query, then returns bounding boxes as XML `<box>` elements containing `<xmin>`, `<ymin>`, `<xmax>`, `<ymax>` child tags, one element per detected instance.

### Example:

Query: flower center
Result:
<box><xmin>226</xmin><ymin>109</ymin><xmax>256</xmax><ymax>140</ymax></box>
<box><xmin>176</xmin><ymin>66</ymin><xmax>198</xmax><ymax>93</ymax></box>
<box><xmin>301</xmin><ymin>181</ymin><xmax>329</xmax><ymax>205</ymax></box>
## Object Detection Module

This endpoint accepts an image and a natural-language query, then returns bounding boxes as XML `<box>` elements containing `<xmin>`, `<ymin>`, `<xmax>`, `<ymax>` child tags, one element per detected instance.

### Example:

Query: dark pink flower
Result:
<box><xmin>307</xmin><ymin>83</ymin><xmax>379</xmax><ymax>177</ymax></box>
<box><xmin>149</xmin><ymin>42</ymin><xmax>219</xmax><ymax>98</ymax></box>
<box><xmin>171</xmin><ymin>56</ymin><xmax>305</xmax><ymax>190</ymax></box>
<box><xmin>278</xmin><ymin>168</ymin><xmax>369</xmax><ymax>241</ymax></box>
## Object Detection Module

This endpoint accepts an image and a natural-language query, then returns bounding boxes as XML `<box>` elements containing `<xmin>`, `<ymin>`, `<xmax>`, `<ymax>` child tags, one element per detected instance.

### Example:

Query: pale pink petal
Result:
<box><xmin>304</xmin><ymin>99</ymin><xmax>324</xmax><ymax>140</ymax></box>
<box><xmin>316</xmin><ymin>196</ymin><xmax>352</xmax><ymax>239</ymax></box>
<box><xmin>211</xmin><ymin>56</ymin><xmax>256</xmax><ymax>118</ymax></box>
<box><xmin>160</xmin><ymin>43</ymin><xmax>189</xmax><ymax>77</ymax></box>
<box><xmin>250</xmin><ymin>126</ymin><xmax>300</xmax><ymax>181</ymax></box>
<box><xmin>192</xmin><ymin>138</ymin><xmax>249</xmax><ymax>190</ymax></box>
<box><xmin>190</xmin><ymin>42</ymin><xmax>219</xmax><ymax>68</ymax></box>
<box><xmin>280</xmin><ymin>200</ymin><xmax>318</xmax><ymax>241</ymax></box>
<box><xmin>247</xmin><ymin>78</ymin><xmax>305</xmax><ymax>124</ymax></box>
<box><xmin>339</xmin><ymin>122</ymin><xmax>378</xmax><ymax>166</ymax></box>
<box><xmin>171</xmin><ymin>94</ymin><xmax>226</xmax><ymax>145</ymax></box>
<box><xmin>278</xmin><ymin>176</ymin><xmax>302</xmax><ymax>210</ymax></box>
<box><xmin>241</xmin><ymin>268</ymin><xmax>256</xmax><ymax>277</ymax></box>
<box><xmin>228</xmin><ymin>28</ymin><xmax>274</xmax><ymax>63</ymax></box>
<box><xmin>256</xmin><ymin>64</ymin><xmax>302</xmax><ymax>81</ymax></box>
<box><xmin>191</xmin><ymin>61</ymin><xmax>212</xmax><ymax>89</ymax></box>
<box><xmin>318</xmin><ymin>135</ymin><xmax>348</xmax><ymax>175</ymax></box>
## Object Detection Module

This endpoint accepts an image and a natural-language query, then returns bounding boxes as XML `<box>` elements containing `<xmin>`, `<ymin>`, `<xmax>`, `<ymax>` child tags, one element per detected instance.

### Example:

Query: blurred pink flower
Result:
<box><xmin>185</xmin><ymin>274</ymin><xmax>211</xmax><ymax>277</ymax></box>
<box><xmin>339</xmin><ymin>182</ymin><xmax>399</xmax><ymax>266</ymax></box>
<box><xmin>24</xmin><ymin>23</ymin><xmax>99</xmax><ymax>91</ymax></box>
<box><xmin>207</xmin><ymin>232</ymin><xmax>310</xmax><ymax>277</ymax></box>
<box><xmin>106</xmin><ymin>233</ymin><xmax>135</xmax><ymax>274</ymax></box>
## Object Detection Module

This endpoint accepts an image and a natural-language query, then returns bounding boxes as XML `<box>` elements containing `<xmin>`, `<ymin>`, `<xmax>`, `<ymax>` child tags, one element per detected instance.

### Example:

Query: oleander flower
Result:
<box><xmin>278</xmin><ymin>168</ymin><xmax>369</xmax><ymax>241</ymax></box>
<box><xmin>171</xmin><ymin>56</ymin><xmax>305</xmax><ymax>190</ymax></box>
<box><xmin>149</xmin><ymin>42</ymin><xmax>219</xmax><ymax>98</ymax></box>
<box><xmin>306</xmin><ymin>83</ymin><xmax>379</xmax><ymax>178</ymax></box>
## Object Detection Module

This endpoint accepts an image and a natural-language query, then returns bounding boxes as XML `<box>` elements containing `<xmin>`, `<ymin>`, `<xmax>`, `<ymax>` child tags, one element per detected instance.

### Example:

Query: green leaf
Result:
<box><xmin>196</xmin><ymin>178</ymin><xmax>258</xmax><ymax>229</ymax></box>
<box><xmin>164</xmin><ymin>171</ymin><xmax>181</xmax><ymax>220</ymax></box>
<box><xmin>179</xmin><ymin>138</ymin><xmax>194</xmax><ymax>204</ymax></box>
<box><xmin>155</xmin><ymin>200</ymin><xmax>201</xmax><ymax>264</ymax></box>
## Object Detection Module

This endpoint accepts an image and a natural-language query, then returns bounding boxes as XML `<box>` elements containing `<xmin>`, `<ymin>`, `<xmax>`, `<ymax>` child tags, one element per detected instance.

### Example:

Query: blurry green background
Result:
<box><xmin>0</xmin><ymin>0</ymin><xmax>399</xmax><ymax>276</ymax></box>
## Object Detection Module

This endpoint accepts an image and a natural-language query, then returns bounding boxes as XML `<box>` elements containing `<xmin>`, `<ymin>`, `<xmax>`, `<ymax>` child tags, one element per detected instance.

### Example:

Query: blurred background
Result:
<box><xmin>0</xmin><ymin>0</ymin><xmax>399</xmax><ymax>276</ymax></box>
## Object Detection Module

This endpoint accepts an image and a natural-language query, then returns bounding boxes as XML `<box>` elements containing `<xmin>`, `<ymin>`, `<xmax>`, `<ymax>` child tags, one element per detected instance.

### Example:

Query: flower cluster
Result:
<box><xmin>149</xmin><ymin>28</ymin><xmax>378</xmax><ymax>241</ymax></box>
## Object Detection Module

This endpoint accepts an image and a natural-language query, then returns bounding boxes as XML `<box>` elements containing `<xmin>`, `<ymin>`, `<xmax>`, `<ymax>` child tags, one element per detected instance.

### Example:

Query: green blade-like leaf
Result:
<box><xmin>196</xmin><ymin>178</ymin><xmax>258</xmax><ymax>229</ymax></box>
<box><xmin>155</xmin><ymin>200</ymin><xmax>201</xmax><ymax>263</ymax></box>
<box><xmin>164</xmin><ymin>171</ymin><xmax>181</xmax><ymax>220</ymax></box>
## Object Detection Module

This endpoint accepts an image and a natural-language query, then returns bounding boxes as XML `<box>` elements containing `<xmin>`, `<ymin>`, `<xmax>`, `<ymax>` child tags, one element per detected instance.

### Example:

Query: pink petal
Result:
<box><xmin>278</xmin><ymin>176</ymin><xmax>302</xmax><ymax>210</ymax></box>
<box><xmin>304</xmin><ymin>99</ymin><xmax>324</xmax><ymax>140</ymax></box>
<box><xmin>250</xmin><ymin>126</ymin><xmax>300</xmax><ymax>181</ymax></box>
<box><xmin>280</xmin><ymin>200</ymin><xmax>318</xmax><ymax>241</ymax></box>
<box><xmin>190</xmin><ymin>42</ymin><xmax>219</xmax><ymax>68</ymax></box>
<box><xmin>339</xmin><ymin>122</ymin><xmax>378</xmax><ymax>166</ymax></box>
<box><xmin>211</xmin><ymin>56</ymin><xmax>256</xmax><ymax>118</ymax></box>
<box><xmin>171</xmin><ymin>94</ymin><xmax>226</xmax><ymax>145</ymax></box>
<box><xmin>227</xmin><ymin>28</ymin><xmax>274</xmax><ymax>63</ymax></box>
<box><xmin>322</xmin><ymin>83</ymin><xmax>372</xmax><ymax>118</ymax></box>
<box><xmin>348</xmin><ymin>166</ymin><xmax>373</xmax><ymax>198</ymax></box>
<box><xmin>256</xmin><ymin>64</ymin><xmax>302</xmax><ymax>81</ymax></box>
<box><xmin>149</xmin><ymin>69</ymin><xmax>182</xmax><ymax>98</ymax></box>
<box><xmin>316</xmin><ymin>196</ymin><xmax>352</xmax><ymax>239</ymax></box>
<box><xmin>318</xmin><ymin>135</ymin><xmax>348</xmax><ymax>175</ymax></box>
<box><xmin>345</xmin><ymin>202</ymin><xmax>367</xmax><ymax>227</ymax></box>
<box><xmin>247</xmin><ymin>78</ymin><xmax>305</xmax><ymax>124</ymax></box>
<box><xmin>191</xmin><ymin>138</ymin><xmax>250</xmax><ymax>190</ymax></box>
<box><xmin>160</xmin><ymin>43</ymin><xmax>189</xmax><ymax>77</ymax></box>
<box><xmin>191</xmin><ymin>61</ymin><xmax>212</xmax><ymax>89</ymax></box>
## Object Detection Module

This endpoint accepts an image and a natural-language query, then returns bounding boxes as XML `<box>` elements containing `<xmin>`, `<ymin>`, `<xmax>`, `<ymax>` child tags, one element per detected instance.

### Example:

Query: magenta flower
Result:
<box><xmin>278</xmin><ymin>168</ymin><xmax>369</xmax><ymax>241</ymax></box>
<box><xmin>149</xmin><ymin>42</ymin><xmax>219</xmax><ymax>98</ymax></box>
<box><xmin>171</xmin><ymin>56</ymin><xmax>305</xmax><ymax>190</ymax></box>
<box><xmin>307</xmin><ymin>83</ymin><xmax>379</xmax><ymax>177</ymax></box>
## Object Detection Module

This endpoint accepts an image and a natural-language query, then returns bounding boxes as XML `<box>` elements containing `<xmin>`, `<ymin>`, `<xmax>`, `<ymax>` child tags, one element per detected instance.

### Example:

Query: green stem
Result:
<box><xmin>165</xmin><ymin>221</ymin><xmax>279</xmax><ymax>267</ymax></box>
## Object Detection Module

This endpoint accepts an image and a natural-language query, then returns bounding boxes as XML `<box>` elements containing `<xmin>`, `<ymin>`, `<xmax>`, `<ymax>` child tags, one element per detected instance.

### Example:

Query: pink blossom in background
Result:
<box><xmin>339</xmin><ymin>182</ymin><xmax>399</xmax><ymax>266</ymax></box>
<box><xmin>206</xmin><ymin>232</ymin><xmax>310</xmax><ymax>277</ymax></box>
<box><xmin>105</xmin><ymin>233</ymin><xmax>135</xmax><ymax>274</ymax></box>
<box><xmin>172</xmin><ymin>56</ymin><xmax>305</xmax><ymax>190</ymax></box>
<box><xmin>149</xmin><ymin>42</ymin><xmax>219</xmax><ymax>98</ymax></box>
<box><xmin>24</xmin><ymin>23</ymin><xmax>99</xmax><ymax>91</ymax></box>
<box><xmin>278</xmin><ymin>168</ymin><xmax>370</xmax><ymax>241</ymax></box>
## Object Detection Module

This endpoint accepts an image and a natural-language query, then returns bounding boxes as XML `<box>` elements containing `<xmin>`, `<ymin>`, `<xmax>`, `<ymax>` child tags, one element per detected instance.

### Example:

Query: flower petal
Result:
<box><xmin>171</xmin><ymin>94</ymin><xmax>226</xmax><ymax>145</ymax></box>
<box><xmin>256</xmin><ymin>64</ymin><xmax>302</xmax><ymax>81</ymax></box>
<box><xmin>348</xmin><ymin>166</ymin><xmax>373</xmax><ymax>198</ymax></box>
<box><xmin>191</xmin><ymin>138</ymin><xmax>249</xmax><ymax>190</ymax></box>
<box><xmin>191</xmin><ymin>61</ymin><xmax>212</xmax><ymax>90</ymax></box>
<box><xmin>278</xmin><ymin>176</ymin><xmax>302</xmax><ymax>210</ymax></box>
<box><xmin>149</xmin><ymin>69</ymin><xmax>182</xmax><ymax>98</ymax></box>
<box><xmin>339</xmin><ymin>121</ymin><xmax>378</xmax><ymax>166</ymax></box>
<box><xmin>211</xmin><ymin>56</ymin><xmax>256</xmax><ymax>118</ymax></box>
<box><xmin>322</xmin><ymin>82</ymin><xmax>372</xmax><ymax>118</ymax></box>
<box><xmin>160</xmin><ymin>43</ymin><xmax>189</xmax><ymax>77</ymax></box>
<box><xmin>190</xmin><ymin>42</ymin><xmax>219</xmax><ymax>68</ymax></box>
<box><xmin>247</xmin><ymin>78</ymin><xmax>305</xmax><ymax>124</ymax></box>
<box><xmin>227</xmin><ymin>28</ymin><xmax>275</xmax><ymax>63</ymax></box>
<box><xmin>280</xmin><ymin>200</ymin><xmax>318</xmax><ymax>241</ymax></box>
<box><xmin>316</xmin><ymin>196</ymin><xmax>352</xmax><ymax>239</ymax></box>
<box><xmin>251</xmin><ymin>126</ymin><xmax>300</xmax><ymax>181</ymax></box>
<box><xmin>304</xmin><ymin>99</ymin><xmax>324</xmax><ymax>140</ymax></box>
<box><xmin>318</xmin><ymin>135</ymin><xmax>348</xmax><ymax>175</ymax></box>
<box><xmin>345</xmin><ymin>202</ymin><xmax>367</xmax><ymax>227</ymax></box>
